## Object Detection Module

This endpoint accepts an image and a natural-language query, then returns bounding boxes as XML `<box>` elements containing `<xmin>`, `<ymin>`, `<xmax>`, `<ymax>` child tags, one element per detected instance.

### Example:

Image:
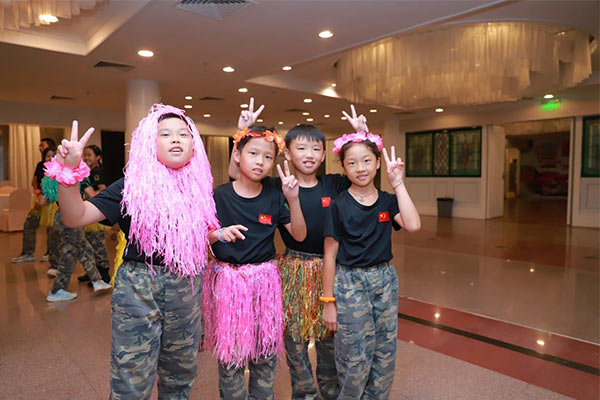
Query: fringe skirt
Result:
<box><xmin>202</xmin><ymin>259</ymin><xmax>284</xmax><ymax>368</ymax></box>
<box><xmin>278</xmin><ymin>249</ymin><xmax>327</xmax><ymax>342</ymax></box>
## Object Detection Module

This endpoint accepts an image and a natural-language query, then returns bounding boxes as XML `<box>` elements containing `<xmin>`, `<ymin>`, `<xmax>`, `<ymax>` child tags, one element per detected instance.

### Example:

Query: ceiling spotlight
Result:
<box><xmin>203</xmin><ymin>114</ymin><xmax>211</xmax><ymax>118</ymax></box>
<box><xmin>306</xmin><ymin>118</ymin><xmax>314</xmax><ymax>122</ymax></box>
<box><xmin>257</xmin><ymin>118</ymin><xmax>263</xmax><ymax>122</ymax></box>
<box><xmin>184</xmin><ymin>105</ymin><xmax>192</xmax><ymax>109</ymax></box>
<box><xmin>434</xmin><ymin>313</ymin><xmax>441</xmax><ymax>319</ymax></box>
<box><xmin>223</xmin><ymin>66</ymin><xmax>235</xmax><ymax>73</ymax></box>
<box><xmin>278</xmin><ymin>121</ymin><xmax>284</xmax><ymax>125</ymax></box>
<box><xmin>544</xmin><ymin>94</ymin><xmax>554</xmax><ymax>99</ymax></box>
<box><xmin>303</xmin><ymin>98</ymin><xmax>312</xmax><ymax>103</ymax></box>
<box><xmin>238</xmin><ymin>88</ymin><xmax>248</xmax><ymax>93</ymax></box>
<box><xmin>137</xmin><ymin>50</ymin><xmax>154</xmax><ymax>58</ymax></box>
<box><xmin>240</xmin><ymin>104</ymin><xmax>248</xmax><ymax>108</ymax></box>
<box><xmin>282</xmin><ymin>66</ymin><xmax>292</xmax><ymax>71</ymax></box>
<box><xmin>435</xmin><ymin>108</ymin><xmax>444</xmax><ymax>113</ymax></box>
<box><xmin>184</xmin><ymin>96</ymin><xmax>192</xmax><ymax>100</ymax></box>
<box><xmin>302</xmin><ymin>112</ymin><xmax>310</xmax><ymax>116</ymax></box>
<box><xmin>331</xmin><ymin>83</ymin><xmax>336</xmax><ymax>87</ymax></box>
<box><xmin>39</xmin><ymin>14</ymin><xmax>58</xmax><ymax>23</ymax></box>
<box><xmin>370</xmin><ymin>109</ymin><xmax>377</xmax><ymax>113</ymax></box>
<box><xmin>324</xmin><ymin>114</ymin><xmax>330</xmax><ymax>118</ymax></box>
<box><xmin>341</xmin><ymin>116</ymin><xmax>347</xmax><ymax>120</ymax></box>
<box><xmin>319</xmin><ymin>30</ymin><xmax>334</xmax><ymax>39</ymax></box>
<box><xmin>537</xmin><ymin>340</ymin><xmax>545</xmax><ymax>346</ymax></box>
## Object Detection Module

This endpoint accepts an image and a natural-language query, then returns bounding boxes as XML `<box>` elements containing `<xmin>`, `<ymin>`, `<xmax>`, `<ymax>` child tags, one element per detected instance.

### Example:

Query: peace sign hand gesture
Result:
<box><xmin>56</xmin><ymin>121</ymin><xmax>95</xmax><ymax>168</ymax></box>
<box><xmin>383</xmin><ymin>146</ymin><xmax>405</xmax><ymax>189</ymax></box>
<box><xmin>342</xmin><ymin>104</ymin><xmax>369</xmax><ymax>132</ymax></box>
<box><xmin>237</xmin><ymin>97</ymin><xmax>265</xmax><ymax>130</ymax></box>
<box><xmin>277</xmin><ymin>160</ymin><xmax>299</xmax><ymax>201</ymax></box>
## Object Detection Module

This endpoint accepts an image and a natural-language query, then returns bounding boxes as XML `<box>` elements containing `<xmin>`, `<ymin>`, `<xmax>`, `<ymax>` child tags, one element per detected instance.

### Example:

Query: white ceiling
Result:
<box><xmin>0</xmin><ymin>0</ymin><xmax>598</xmax><ymax>132</ymax></box>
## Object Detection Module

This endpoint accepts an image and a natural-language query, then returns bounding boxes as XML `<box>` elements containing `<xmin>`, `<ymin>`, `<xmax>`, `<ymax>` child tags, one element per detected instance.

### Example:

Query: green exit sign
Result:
<box><xmin>541</xmin><ymin>99</ymin><xmax>561</xmax><ymax>110</ymax></box>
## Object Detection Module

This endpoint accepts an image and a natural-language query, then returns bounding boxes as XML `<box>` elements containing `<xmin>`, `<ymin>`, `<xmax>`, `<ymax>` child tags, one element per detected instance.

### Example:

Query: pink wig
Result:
<box><xmin>122</xmin><ymin>104</ymin><xmax>219</xmax><ymax>277</ymax></box>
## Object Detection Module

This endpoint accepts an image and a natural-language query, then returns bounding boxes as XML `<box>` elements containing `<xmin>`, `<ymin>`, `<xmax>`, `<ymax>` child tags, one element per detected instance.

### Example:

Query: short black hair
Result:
<box><xmin>85</xmin><ymin>144</ymin><xmax>102</xmax><ymax>157</ymax></box>
<box><xmin>158</xmin><ymin>112</ymin><xmax>193</xmax><ymax>132</ymax></box>
<box><xmin>236</xmin><ymin>125</ymin><xmax>278</xmax><ymax>153</ymax></box>
<box><xmin>339</xmin><ymin>140</ymin><xmax>381</xmax><ymax>163</ymax></box>
<box><xmin>41</xmin><ymin>137</ymin><xmax>56</xmax><ymax>149</ymax></box>
<box><xmin>41</xmin><ymin>147</ymin><xmax>56</xmax><ymax>160</ymax></box>
<box><xmin>284</xmin><ymin>124</ymin><xmax>325</xmax><ymax>147</ymax></box>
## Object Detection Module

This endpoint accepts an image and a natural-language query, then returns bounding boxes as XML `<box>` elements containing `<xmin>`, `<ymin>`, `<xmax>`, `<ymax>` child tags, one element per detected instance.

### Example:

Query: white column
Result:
<box><xmin>125</xmin><ymin>79</ymin><xmax>160</xmax><ymax>161</ymax></box>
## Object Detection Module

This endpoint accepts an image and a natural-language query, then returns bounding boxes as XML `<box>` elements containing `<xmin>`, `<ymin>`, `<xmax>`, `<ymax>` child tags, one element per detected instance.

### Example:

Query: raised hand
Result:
<box><xmin>237</xmin><ymin>97</ymin><xmax>265</xmax><ymax>130</ymax></box>
<box><xmin>383</xmin><ymin>146</ymin><xmax>405</xmax><ymax>189</ymax></box>
<box><xmin>56</xmin><ymin>120</ymin><xmax>95</xmax><ymax>168</ymax></box>
<box><xmin>277</xmin><ymin>160</ymin><xmax>299</xmax><ymax>200</ymax></box>
<box><xmin>219</xmin><ymin>225</ymin><xmax>248</xmax><ymax>243</ymax></box>
<box><xmin>342</xmin><ymin>104</ymin><xmax>369</xmax><ymax>132</ymax></box>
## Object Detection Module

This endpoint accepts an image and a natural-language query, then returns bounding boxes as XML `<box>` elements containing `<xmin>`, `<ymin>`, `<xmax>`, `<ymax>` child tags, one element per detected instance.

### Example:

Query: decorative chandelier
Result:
<box><xmin>0</xmin><ymin>0</ymin><xmax>101</xmax><ymax>31</ymax></box>
<box><xmin>335</xmin><ymin>22</ymin><xmax>595</xmax><ymax>110</ymax></box>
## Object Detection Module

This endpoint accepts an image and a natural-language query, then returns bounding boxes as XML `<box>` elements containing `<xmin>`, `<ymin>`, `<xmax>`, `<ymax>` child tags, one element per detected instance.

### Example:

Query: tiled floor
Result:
<box><xmin>1</xmin><ymin>197</ymin><xmax>598</xmax><ymax>399</ymax></box>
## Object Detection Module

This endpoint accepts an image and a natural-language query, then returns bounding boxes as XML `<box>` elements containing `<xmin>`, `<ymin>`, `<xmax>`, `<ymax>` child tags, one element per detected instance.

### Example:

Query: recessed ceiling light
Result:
<box><xmin>370</xmin><ymin>109</ymin><xmax>377</xmax><ymax>113</ymax></box>
<box><xmin>39</xmin><ymin>14</ymin><xmax>58</xmax><ymax>23</ymax></box>
<box><xmin>306</xmin><ymin>118</ymin><xmax>314</xmax><ymax>122</ymax></box>
<box><xmin>223</xmin><ymin>66</ymin><xmax>235</xmax><ymax>73</ymax></box>
<box><xmin>544</xmin><ymin>94</ymin><xmax>554</xmax><ymax>99</ymax></box>
<box><xmin>434</xmin><ymin>313</ymin><xmax>441</xmax><ymax>319</ymax></box>
<box><xmin>137</xmin><ymin>50</ymin><xmax>154</xmax><ymax>58</ymax></box>
<box><xmin>257</xmin><ymin>118</ymin><xmax>263</xmax><ymax>122</ymax></box>
<box><xmin>203</xmin><ymin>113</ymin><xmax>211</xmax><ymax>118</ymax></box>
<box><xmin>184</xmin><ymin>96</ymin><xmax>192</xmax><ymax>100</ymax></box>
<box><xmin>184</xmin><ymin>105</ymin><xmax>192</xmax><ymax>109</ymax></box>
<box><xmin>238</xmin><ymin>88</ymin><xmax>248</xmax><ymax>93</ymax></box>
<box><xmin>435</xmin><ymin>108</ymin><xmax>444</xmax><ymax>113</ymax></box>
<box><xmin>341</xmin><ymin>116</ymin><xmax>347</xmax><ymax>120</ymax></box>
<box><xmin>302</xmin><ymin>112</ymin><xmax>310</xmax><ymax>116</ymax></box>
<box><xmin>303</xmin><ymin>98</ymin><xmax>312</xmax><ymax>103</ymax></box>
<box><xmin>324</xmin><ymin>114</ymin><xmax>330</xmax><ymax>118</ymax></box>
<box><xmin>537</xmin><ymin>339</ymin><xmax>545</xmax><ymax>346</ymax></box>
<box><xmin>282</xmin><ymin>66</ymin><xmax>292</xmax><ymax>71</ymax></box>
<box><xmin>331</xmin><ymin>83</ymin><xmax>336</xmax><ymax>87</ymax></box>
<box><xmin>319</xmin><ymin>30</ymin><xmax>334</xmax><ymax>39</ymax></box>
<box><xmin>278</xmin><ymin>121</ymin><xmax>284</xmax><ymax>125</ymax></box>
<box><xmin>240</xmin><ymin>104</ymin><xmax>248</xmax><ymax>108</ymax></box>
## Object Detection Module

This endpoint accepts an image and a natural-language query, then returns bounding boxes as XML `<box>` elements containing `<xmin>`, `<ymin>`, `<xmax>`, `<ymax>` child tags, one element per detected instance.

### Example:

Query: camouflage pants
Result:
<box><xmin>284</xmin><ymin>335</ymin><xmax>339</xmax><ymax>400</ymax></box>
<box><xmin>334</xmin><ymin>263</ymin><xmax>398</xmax><ymax>400</ymax></box>
<box><xmin>110</xmin><ymin>261</ymin><xmax>203</xmax><ymax>400</ymax></box>
<box><xmin>20</xmin><ymin>209</ymin><xmax>45</xmax><ymax>255</ymax></box>
<box><xmin>51</xmin><ymin>210</ymin><xmax>101</xmax><ymax>293</ymax></box>
<box><xmin>218</xmin><ymin>354</ymin><xmax>277</xmax><ymax>400</ymax></box>
<box><xmin>85</xmin><ymin>229</ymin><xmax>111</xmax><ymax>281</ymax></box>
<box><xmin>48</xmin><ymin>222</ymin><xmax>61</xmax><ymax>269</ymax></box>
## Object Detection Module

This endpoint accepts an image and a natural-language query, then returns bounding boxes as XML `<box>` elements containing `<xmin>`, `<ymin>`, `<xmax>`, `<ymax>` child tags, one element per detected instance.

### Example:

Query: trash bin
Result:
<box><xmin>437</xmin><ymin>197</ymin><xmax>454</xmax><ymax>217</ymax></box>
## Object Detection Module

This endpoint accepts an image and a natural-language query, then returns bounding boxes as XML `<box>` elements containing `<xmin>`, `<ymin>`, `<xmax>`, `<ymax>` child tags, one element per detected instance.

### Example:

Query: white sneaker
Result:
<box><xmin>12</xmin><ymin>254</ymin><xmax>35</xmax><ymax>263</ymax></box>
<box><xmin>92</xmin><ymin>281</ymin><xmax>112</xmax><ymax>292</ymax></box>
<box><xmin>47</xmin><ymin>268</ymin><xmax>58</xmax><ymax>277</ymax></box>
<box><xmin>47</xmin><ymin>289</ymin><xmax>77</xmax><ymax>302</ymax></box>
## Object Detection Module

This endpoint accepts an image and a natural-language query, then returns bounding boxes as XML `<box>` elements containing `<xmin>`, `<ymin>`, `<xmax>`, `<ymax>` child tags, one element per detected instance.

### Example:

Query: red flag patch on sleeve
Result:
<box><xmin>378</xmin><ymin>211</ymin><xmax>390</xmax><ymax>222</ymax></box>
<box><xmin>259</xmin><ymin>214</ymin><xmax>272</xmax><ymax>225</ymax></box>
<box><xmin>321</xmin><ymin>197</ymin><xmax>331</xmax><ymax>207</ymax></box>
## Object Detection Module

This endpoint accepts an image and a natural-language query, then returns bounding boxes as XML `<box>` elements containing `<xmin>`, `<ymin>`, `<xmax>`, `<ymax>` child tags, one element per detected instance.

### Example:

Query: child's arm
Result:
<box><xmin>383</xmin><ymin>146</ymin><xmax>421</xmax><ymax>232</ymax></box>
<box><xmin>229</xmin><ymin>97</ymin><xmax>265</xmax><ymax>180</ymax></box>
<box><xmin>278</xmin><ymin>161</ymin><xmax>307</xmax><ymax>242</ymax></box>
<box><xmin>322</xmin><ymin>235</ymin><xmax>339</xmax><ymax>332</ymax></box>
<box><xmin>208</xmin><ymin>225</ymin><xmax>248</xmax><ymax>245</ymax></box>
<box><xmin>56</xmin><ymin>121</ymin><xmax>108</xmax><ymax>227</ymax></box>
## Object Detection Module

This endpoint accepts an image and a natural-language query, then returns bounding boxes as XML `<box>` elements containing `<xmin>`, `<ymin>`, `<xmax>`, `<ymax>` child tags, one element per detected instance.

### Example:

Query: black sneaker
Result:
<box><xmin>78</xmin><ymin>274</ymin><xmax>90</xmax><ymax>282</ymax></box>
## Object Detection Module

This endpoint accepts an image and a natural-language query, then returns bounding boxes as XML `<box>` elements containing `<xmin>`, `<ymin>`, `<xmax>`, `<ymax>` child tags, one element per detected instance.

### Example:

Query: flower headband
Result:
<box><xmin>332</xmin><ymin>131</ymin><xmax>383</xmax><ymax>155</ymax></box>
<box><xmin>233</xmin><ymin>126</ymin><xmax>285</xmax><ymax>154</ymax></box>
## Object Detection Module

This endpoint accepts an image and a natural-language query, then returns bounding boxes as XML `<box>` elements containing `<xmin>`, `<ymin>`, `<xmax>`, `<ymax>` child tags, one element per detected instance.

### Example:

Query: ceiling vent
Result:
<box><xmin>50</xmin><ymin>95</ymin><xmax>76</xmax><ymax>101</ymax></box>
<box><xmin>285</xmin><ymin>108</ymin><xmax>306</xmax><ymax>113</ymax></box>
<box><xmin>199</xmin><ymin>96</ymin><xmax>224</xmax><ymax>101</ymax></box>
<box><xmin>94</xmin><ymin>61</ymin><xmax>135</xmax><ymax>72</ymax></box>
<box><xmin>177</xmin><ymin>0</ymin><xmax>256</xmax><ymax>21</ymax></box>
<box><xmin>395</xmin><ymin>111</ymin><xmax>415</xmax><ymax>115</ymax></box>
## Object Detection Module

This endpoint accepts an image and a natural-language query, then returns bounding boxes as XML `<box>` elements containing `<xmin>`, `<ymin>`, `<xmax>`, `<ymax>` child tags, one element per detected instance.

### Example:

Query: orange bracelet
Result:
<box><xmin>319</xmin><ymin>296</ymin><xmax>336</xmax><ymax>303</ymax></box>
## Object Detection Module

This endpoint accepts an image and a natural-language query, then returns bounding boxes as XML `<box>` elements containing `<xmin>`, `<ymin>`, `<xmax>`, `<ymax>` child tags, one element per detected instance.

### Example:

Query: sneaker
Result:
<box><xmin>40</xmin><ymin>254</ymin><xmax>49</xmax><ymax>262</ymax></box>
<box><xmin>47</xmin><ymin>289</ymin><xmax>77</xmax><ymax>302</ymax></box>
<box><xmin>47</xmin><ymin>268</ymin><xmax>58</xmax><ymax>277</ymax></box>
<box><xmin>77</xmin><ymin>274</ymin><xmax>90</xmax><ymax>282</ymax></box>
<box><xmin>11</xmin><ymin>254</ymin><xmax>35</xmax><ymax>263</ymax></box>
<box><xmin>92</xmin><ymin>281</ymin><xmax>112</xmax><ymax>292</ymax></box>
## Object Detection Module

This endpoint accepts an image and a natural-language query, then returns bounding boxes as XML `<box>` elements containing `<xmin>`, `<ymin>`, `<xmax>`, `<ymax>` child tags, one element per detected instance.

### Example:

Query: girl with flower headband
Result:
<box><xmin>202</xmin><ymin>102</ymin><xmax>307</xmax><ymax>399</ymax></box>
<box><xmin>50</xmin><ymin>105</ymin><xmax>219</xmax><ymax>399</ymax></box>
<box><xmin>322</xmin><ymin>107</ymin><xmax>421</xmax><ymax>399</ymax></box>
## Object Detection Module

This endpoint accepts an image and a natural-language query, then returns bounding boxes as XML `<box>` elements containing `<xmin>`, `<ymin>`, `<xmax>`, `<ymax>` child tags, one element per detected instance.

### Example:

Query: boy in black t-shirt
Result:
<box><xmin>203</xmin><ymin>124</ymin><xmax>307</xmax><ymax>400</ymax></box>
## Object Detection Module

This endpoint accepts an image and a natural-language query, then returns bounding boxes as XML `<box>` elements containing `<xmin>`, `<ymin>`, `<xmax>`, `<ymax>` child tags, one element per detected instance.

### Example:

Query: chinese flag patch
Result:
<box><xmin>378</xmin><ymin>211</ymin><xmax>390</xmax><ymax>222</ymax></box>
<box><xmin>321</xmin><ymin>197</ymin><xmax>331</xmax><ymax>207</ymax></box>
<box><xmin>259</xmin><ymin>214</ymin><xmax>272</xmax><ymax>225</ymax></box>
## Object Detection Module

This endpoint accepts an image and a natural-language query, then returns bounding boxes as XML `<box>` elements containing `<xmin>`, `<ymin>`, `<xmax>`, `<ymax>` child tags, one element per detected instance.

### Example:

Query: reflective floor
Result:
<box><xmin>1</xmin><ymin>197</ymin><xmax>598</xmax><ymax>399</ymax></box>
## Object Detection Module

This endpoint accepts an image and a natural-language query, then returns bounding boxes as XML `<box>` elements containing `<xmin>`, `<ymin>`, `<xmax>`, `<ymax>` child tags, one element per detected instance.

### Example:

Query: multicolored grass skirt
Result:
<box><xmin>278</xmin><ymin>248</ymin><xmax>326</xmax><ymax>342</ymax></box>
<box><xmin>202</xmin><ymin>259</ymin><xmax>284</xmax><ymax>368</ymax></box>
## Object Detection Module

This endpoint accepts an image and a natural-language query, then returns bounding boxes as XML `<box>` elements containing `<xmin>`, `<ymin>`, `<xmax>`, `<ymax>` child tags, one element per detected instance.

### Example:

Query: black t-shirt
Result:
<box><xmin>277</xmin><ymin>174</ymin><xmax>349</xmax><ymax>255</ymax></box>
<box><xmin>88</xmin><ymin>178</ymin><xmax>165</xmax><ymax>266</ymax></box>
<box><xmin>212</xmin><ymin>180</ymin><xmax>290</xmax><ymax>264</ymax></box>
<box><xmin>84</xmin><ymin>166</ymin><xmax>106</xmax><ymax>191</ymax></box>
<box><xmin>34</xmin><ymin>161</ymin><xmax>45</xmax><ymax>188</ymax></box>
<box><xmin>324</xmin><ymin>190</ymin><xmax>401</xmax><ymax>268</ymax></box>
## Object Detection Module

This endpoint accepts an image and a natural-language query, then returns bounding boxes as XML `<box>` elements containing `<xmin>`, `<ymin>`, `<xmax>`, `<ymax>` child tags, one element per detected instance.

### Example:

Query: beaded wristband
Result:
<box><xmin>319</xmin><ymin>296</ymin><xmax>336</xmax><ymax>303</ymax></box>
<box><xmin>44</xmin><ymin>156</ymin><xmax>90</xmax><ymax>187</ymax></box>
<box><xmin>217</xmin><ymin>227</ymin><xmax>227</xmax><ymax>243</ymax></box>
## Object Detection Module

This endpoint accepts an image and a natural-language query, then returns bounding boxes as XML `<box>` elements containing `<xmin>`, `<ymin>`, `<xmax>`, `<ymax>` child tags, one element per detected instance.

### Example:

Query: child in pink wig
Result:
<box><xmin>52</xmin><ymin>104</ymin><xmax>219</xmax><ymax>399</ymax></box>
<box><xmin>202</xmin><ymin>117</ymin><xmax>307</xmax><ymax>399</ymax></box>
